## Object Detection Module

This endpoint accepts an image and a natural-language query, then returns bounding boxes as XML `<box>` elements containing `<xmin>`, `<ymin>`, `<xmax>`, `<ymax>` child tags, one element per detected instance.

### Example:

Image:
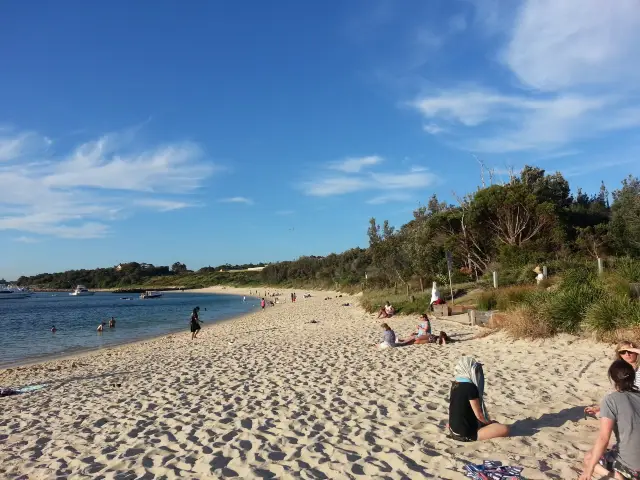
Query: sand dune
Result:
<box><xmin>0</xmin><ymin>287</ymin><xmax>613</xmax><ymax>478</ymax></box>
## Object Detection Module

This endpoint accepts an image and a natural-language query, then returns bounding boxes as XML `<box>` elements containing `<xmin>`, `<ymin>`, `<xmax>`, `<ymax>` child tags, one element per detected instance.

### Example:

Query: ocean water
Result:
<box><xmin>0</xmin><ymin>292</ymin><xmax>259</xmax><ymax>367</ymax></box>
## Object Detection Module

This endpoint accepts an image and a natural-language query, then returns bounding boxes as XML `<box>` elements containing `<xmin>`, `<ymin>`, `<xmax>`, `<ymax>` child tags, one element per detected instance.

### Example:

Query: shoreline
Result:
<box><xmin>0</xmin><ymin>286</ymin><xmax>324</xmax><ymax>372</ymax></box>
<box><xmin>0</xmin><ymin>287</ymin><xmax>615</xmax><ymax>479</ymax></box>
<box><xmin>0</xmin><ymin>288</ymin><xmax>262</xmax><ymax>371</ymax></box>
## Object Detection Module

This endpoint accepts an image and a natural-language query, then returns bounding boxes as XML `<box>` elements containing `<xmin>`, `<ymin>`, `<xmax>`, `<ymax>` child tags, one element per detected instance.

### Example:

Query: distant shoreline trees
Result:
<box><xmin>16</xmin><ymin>165</ymin><xmax>640</xmax><ymax>291</ymax></box>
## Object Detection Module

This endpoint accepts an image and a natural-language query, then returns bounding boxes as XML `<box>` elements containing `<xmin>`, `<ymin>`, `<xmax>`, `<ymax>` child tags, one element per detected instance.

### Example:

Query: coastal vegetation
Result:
<box><xmin>15</xmin><ymin>165</ymin><xmax>640</xmax><ymax>338</ymax></box>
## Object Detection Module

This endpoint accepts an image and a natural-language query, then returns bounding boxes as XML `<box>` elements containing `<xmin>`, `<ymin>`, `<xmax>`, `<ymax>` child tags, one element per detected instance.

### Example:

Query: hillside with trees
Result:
<box><xmin>16</xmin><ymin>166</ymin><xmax>639</xmax><ymax>294</ymax></box>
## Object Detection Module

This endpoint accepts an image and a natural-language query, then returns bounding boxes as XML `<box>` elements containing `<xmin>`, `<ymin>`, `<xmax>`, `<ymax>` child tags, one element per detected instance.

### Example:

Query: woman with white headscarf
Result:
<box><xmin>448</xmin><ymin>356</ymin><xmax>510</xmax><ymax>442</ymax></box>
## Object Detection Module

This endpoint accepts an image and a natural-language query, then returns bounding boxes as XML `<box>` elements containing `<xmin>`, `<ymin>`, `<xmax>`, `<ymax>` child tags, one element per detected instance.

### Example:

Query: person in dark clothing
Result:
<box><xmin>190</xmin><ymin>307</ymin><xmax>201</xmax><ymax>340</ymax></box>
<box><xmin>448</xmin><ymin>356</ymin><xmax>509</xmax><ymax>442</ymax></box>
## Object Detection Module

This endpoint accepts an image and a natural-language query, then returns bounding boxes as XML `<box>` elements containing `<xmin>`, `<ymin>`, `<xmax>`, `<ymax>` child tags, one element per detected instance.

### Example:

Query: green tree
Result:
<box><xmin>171</xmin><ymin>262</ymin><xmax>188</xmax><ymax>274</ymax></box>
<box><xmin>610</xmin><ymin>175</ymin><xmax>640</xmax><ymax>256</ymax></box>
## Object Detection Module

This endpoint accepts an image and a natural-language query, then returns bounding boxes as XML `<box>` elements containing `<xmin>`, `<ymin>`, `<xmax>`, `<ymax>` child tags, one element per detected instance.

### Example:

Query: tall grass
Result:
<box><xmin>611</xmin><ymin>257</ymin><xmax>640</xmax><ymax>283</ymax></box>
<box><xmin>477</xmin><ymin>264</ymin><xmax>640</xmax><ymax>340</ymax></box>
<box><xmin>489</xmin><ymin>306</ymin><xmax>554</xmax><ymax>339</ymax></box>
<box><xmin>475</xmin><ymin>286</ymin><xmax>538</xmax><ymax>311</ymax></box>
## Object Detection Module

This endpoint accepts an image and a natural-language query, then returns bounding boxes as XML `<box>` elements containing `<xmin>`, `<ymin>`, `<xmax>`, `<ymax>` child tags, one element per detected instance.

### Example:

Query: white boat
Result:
<box><xmin>140</xmin><ymin>291</ymin><xmax>163</xmax><ymax>299</ymax></box>
<box><xmin>12</xmin><ymin>286</ymin><xmax>32</xmax><ymax>297</ymax></box>
<box><xmin>70</xmin><ymin>285</ymin><xmax>94</xmax><ymax>296</ymax></box>
<box><xmin>0</xmin><ymin>285</ymin><xmax>29</xmax><ymax>299</ymax></box>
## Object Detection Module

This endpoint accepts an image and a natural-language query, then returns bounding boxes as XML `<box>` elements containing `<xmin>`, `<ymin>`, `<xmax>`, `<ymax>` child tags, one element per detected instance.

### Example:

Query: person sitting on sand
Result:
<box><xmin>399</xmin><ymin>314</ymin><xmax>432</xmax><ymax>342</ymax></box>
<box><xmin>398</xmin><ymin>330</ymin><xmax>453</xmax><ymax>346</ymax></box>
<box><xmin>375</xmin><ymin>323</ymin><xmax>396</xmax><ymax>349</ymax></box>
<box><xmin>578</xmin><ymin>359</ymin><xmax>640</xmax><ymax>480</ymax></box>
<box><xmin>109</xmin><ymin>317</ymin><xmax>116</xmax><ymax>328</ymax></box>
<box><xmin>377</xmin><ymin>301</ymin><xmax>395</xmax><ymax>319</ymax></box>
<box><xmin>448</xmin><ymin>356</ymin><xmax>509</xmax><ymax>442</ymax></box>
<box><xmin>585</xmin><ymin>340</ymin><xmax>640</xmax><ymax>417</ymax></box>
<box><xmin>190</xmin><ymin>307</ymin><xmax>201</xmax><ymax>340</ymax></box>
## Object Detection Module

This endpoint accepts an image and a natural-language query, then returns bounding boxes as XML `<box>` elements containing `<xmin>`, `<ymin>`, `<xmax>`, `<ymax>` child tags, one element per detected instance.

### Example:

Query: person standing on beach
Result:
<box><xmin>190</xmin><ymin>307</ymin><xmax>201</xmax><ymax>339</ymax></box>
<box><xmin>261</xmin><ymin>298</ymin><xmax>266</xmax><ymax>309</ymax></box>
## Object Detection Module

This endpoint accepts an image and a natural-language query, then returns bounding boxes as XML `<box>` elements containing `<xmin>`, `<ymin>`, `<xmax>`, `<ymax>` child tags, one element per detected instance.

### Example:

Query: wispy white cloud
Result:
<box><xmin>423</xmin><ymin>123</ymin><xmax>445</xmax><ymax>135</ymax></box>
<box><xmin>504</xmin><ymin>0</ymin><xmax>640</xmax><ymax>92</ymax></box>
<box><xmin>219</xmin><ymin>196</ymin><xmax>254</xmax><ymax>205</ymax></box>
<box><xmin>135</xmin><ymin>199</ymin><xmax>196</xmax><ymax>212</ymax></box>
<box><xmin>306</xmin><ymin>177</ymin><xmax>369</xmax><ymax>196</ymax></box>
<box><xmin>304</xmin><ymin>156</ymin><xmax>437</xmax><ymax>198</ymax></box>
<box><xmin>406</xmin><ymin>0</ymin><xmax>640</xmax><ymax>154</ymax></box>
<box><xmin>13</xmin><ymin>236</ymin><xmax>39</xmax><ymax>244</ymax></box>
<box><xmin>329</xmin><ymin>155</ymin><xmax>383</xmax><ymax>173</ymax></box>
<box><xmin>0</xmin><ymin>131</ymin><xmax>51</xmax><ymax>162</ymax></box>
<box><xmin>367</xmin><ymin>192</ymin><xmax>413</xmax><ymax>204</ymax></box>
<box><xmin>0</xmin><ymin>128</ymin><xmax>216</xmax><ymax>238</ymax></box>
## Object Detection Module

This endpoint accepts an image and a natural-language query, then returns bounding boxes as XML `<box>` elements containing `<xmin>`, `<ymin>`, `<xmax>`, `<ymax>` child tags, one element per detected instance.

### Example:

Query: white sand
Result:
<box><xmin>0</xmin><ymin>287</ymin><xmax>614</xmax><ymax>479</ymax></box>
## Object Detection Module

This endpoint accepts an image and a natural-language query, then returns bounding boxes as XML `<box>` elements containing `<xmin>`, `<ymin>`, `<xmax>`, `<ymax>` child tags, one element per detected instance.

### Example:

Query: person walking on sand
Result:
<box><xmin>190</xmin><ymin>307</ymin><xmax>201</xmax><ymax>339</ymax></box>
<box><xmin>261</xmin><ymin>298</ymin><xmax>266</xmax><ymax>309</ymax></box>
<box><xmin>579</xmin><ymin>360</ymin><xmax>640</xmax><ymax>480</ymax></box>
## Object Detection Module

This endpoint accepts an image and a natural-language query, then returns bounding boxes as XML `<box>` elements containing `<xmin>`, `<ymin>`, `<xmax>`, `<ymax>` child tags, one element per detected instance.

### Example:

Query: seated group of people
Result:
<box><xmin>377</xmin><ymin>318</ymin><xmax>640</xmax><ymax>479</ymax></box>
<box><xmin>377</xmin><ymin>314</ymin><xmax>452</xmax><ymax>348</ymax></box>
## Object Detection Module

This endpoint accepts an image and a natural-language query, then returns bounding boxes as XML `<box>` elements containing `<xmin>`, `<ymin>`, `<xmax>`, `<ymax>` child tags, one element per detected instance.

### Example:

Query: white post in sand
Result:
<box><xmin>493</xmin><ymin>271</ymin><xmax>498</xmax><ymax>289</ymax></box>
<box><xmin>542</xmin><ymin>265</ymin><xmax>548</xmax><ymax>279</ymax></box>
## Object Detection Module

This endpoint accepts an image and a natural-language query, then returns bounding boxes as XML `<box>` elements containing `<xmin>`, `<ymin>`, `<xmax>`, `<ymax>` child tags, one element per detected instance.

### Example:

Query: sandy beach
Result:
<box><xmin>0</xmin><ymin>286</ymin><xmax>615</xmax><ymax>479</ymax></box>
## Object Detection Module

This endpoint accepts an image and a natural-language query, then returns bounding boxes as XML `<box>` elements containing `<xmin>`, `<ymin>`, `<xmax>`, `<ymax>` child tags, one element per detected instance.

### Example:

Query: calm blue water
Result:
<box><xmin>0</xmin><ymin>292</ymin><xmax>259</xmax><ymax>367</ymax></box>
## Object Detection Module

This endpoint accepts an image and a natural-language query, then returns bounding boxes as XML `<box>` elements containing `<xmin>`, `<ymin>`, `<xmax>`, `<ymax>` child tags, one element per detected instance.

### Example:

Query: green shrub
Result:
<box><xmin>612</xmin><ymin>257</ymin><xmax>640</xmax><ymax>283</ymax></box>
<box><xmin>476</xmin><ymin>291</ymin><xmax>498</xmax><ymax>311</ymax></box>
<box><xmin>561</xmin><ymin>265</ymin><xmax>598</xmax><ymax>289</ymax></box>
<box><xmin>584</xmin><ymin>295</ymin><xmax>640</xmax><ymax>333</ymax></box>
<box><xmin>495</xmin><ymin>286</ymin><xmax>537</xmax><ymax>311</ymax></box>
<box><xmin>546</xmin><ymin>283</ymin><xmax>603</xmax><ymax>333</ymax></box>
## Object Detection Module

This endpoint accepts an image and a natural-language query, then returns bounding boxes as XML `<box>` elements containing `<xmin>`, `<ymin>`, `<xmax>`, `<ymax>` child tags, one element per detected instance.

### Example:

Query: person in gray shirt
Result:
<box><xmin>377</xmin><ymin>323</ymin><xmax>396</xmax><ymax>349</ymax></box>
<box><xmin>579</xmin><ymin>360</ymin><xmax>640</xmax><ymax>480</ymax></box>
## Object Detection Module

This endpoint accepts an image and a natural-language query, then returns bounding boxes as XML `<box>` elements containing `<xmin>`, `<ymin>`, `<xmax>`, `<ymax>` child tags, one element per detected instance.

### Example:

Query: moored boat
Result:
<box><xmin>70</xmin><ymin>285</ymin><xmax>94</xmax><ymax>296</ymax></box>
<box><xmin>0</xmin><ymin>286</ymin><xmax>29</xmax><ymax>299</ymax></box>
<box><xmin>140</xmin><ymin>291</ymin><xmax>163</xmax><ymax>299</ymax></box>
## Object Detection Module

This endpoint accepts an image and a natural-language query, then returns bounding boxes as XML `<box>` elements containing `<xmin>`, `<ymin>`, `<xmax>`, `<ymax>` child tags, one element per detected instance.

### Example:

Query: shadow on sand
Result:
<box><xmin>509</xmin><ymin>405</ymin><xmax>586</xmax><ymax>437</ymax></box>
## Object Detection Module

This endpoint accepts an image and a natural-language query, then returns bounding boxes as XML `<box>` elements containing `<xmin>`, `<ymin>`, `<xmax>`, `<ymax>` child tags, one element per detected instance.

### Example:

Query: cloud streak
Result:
<box><xmin>328</xmin><ymin>155</ymin><xmax>383</xmax><ymax>173</ymax></box>
<box><xmin>303</xmin><ymin>156</ymin><xmax>437</xmax><ymax>201</ymax></box>
<box><xmin>0</xmin><ymin>128</ymin><xmax>216</xmax><ymax>238</ymax></box>
<box><xmin>219</xmin><ymin>197</ymin><xmax>254</xmax><ymax>205</ymax></box>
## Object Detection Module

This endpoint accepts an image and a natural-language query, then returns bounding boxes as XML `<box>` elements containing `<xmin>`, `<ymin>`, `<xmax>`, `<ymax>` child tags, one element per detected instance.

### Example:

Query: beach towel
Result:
<box><xmin>1</xmin><ymin>384</ymin><xmax>47</xmax><ymax>397</ymax></box>
<box><xmin>463</xmin><ymin>460</ymin><xmax>525</xmax><ymax>479</ymax></box>
<box><xmin>455</xmin><ymin>356</ymin><xmax>489</xmax><ymax>421</ymax></box>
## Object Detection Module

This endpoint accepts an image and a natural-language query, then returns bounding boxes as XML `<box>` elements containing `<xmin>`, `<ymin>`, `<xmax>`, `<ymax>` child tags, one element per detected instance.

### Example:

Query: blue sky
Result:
<box><xmin>2</xmin><ymin>0</ymin><xmax>640</xmax><ymax>278</ymax></box>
